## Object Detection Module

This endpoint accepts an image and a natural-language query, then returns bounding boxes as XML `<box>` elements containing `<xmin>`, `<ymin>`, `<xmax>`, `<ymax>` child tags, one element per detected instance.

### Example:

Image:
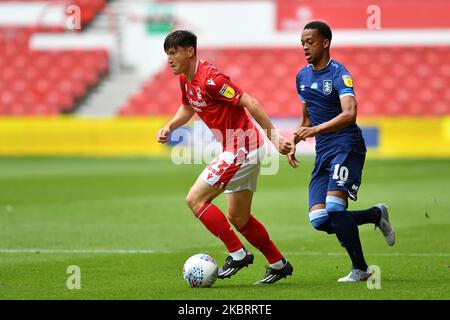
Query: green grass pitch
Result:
<box><xmin>0</xmin><ymin>157</ymin><xmax>449</xmax><ymax>300</ymax></box>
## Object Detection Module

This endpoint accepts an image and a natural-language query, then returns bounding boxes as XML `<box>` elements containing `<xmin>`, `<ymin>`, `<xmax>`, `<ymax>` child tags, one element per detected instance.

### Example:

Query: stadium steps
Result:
<box><xmin>86</xmin><ymin>0</ymin><xmax>132</xmax><ymax>71</ymax></box>
<box><xmin>84</xmin><ymin>0</ymin><xmax>125</xmax><ymax>33</ymax></box>
<box><xmin>75</xmin><ymin>69</ymin><xmax>143</xmax><ymax>117</ymax></box>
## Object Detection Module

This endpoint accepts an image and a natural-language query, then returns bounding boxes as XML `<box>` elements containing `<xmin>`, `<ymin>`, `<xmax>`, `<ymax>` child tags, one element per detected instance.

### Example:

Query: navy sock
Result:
<box><xmin>315</xmin><ymin>219</ymin><xmax>334</xmax><ymax>234</ymax></box>
<box><xmin>328</xmin><ymin>210</ymin><xmax>368</xmax><ymax>271</ymax></box>
<box><xmin>349</xmin><ymin>206</ymin><xmax>381</xmax><ymax>226</ymax></box>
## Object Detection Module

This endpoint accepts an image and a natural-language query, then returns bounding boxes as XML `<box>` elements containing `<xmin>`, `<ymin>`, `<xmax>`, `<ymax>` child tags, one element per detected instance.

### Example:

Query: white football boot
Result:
<box><xmin>338</xmin><ymin>268</ymin><xmax>373</xmax><ymax>282</ymax></box>
<box><xmin>374</xmin><ymin>203</ymin><xmax>395</xmax><ymax>246</ymax></box>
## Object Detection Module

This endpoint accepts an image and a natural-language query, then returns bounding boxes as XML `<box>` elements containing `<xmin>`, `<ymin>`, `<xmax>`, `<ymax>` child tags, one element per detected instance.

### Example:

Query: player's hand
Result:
<box><xmin>157</xmin><ymin>127</ymin><xmax>171</xmax><ymax>143</ymax></box>
<box><xmin>294</xmin><ymin>126</ymin><xmax>319</xmax><ymax>141</ymax></box>
<box><xmin>275</xmin><ymin>135</ymin><xmax>293</xmax><ymax>155</ymax></box>
<box><xmin>287</xmin><ymin>136</ymin><xmax>299</xmax><ymax>168</ymax></box>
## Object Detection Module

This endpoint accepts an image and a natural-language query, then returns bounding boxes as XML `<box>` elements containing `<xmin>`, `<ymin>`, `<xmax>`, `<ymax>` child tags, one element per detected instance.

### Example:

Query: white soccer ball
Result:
<box><xmin>182</xmin><ymin>253</ymin><xmax>218</xmax><ymax>288</ymax></box>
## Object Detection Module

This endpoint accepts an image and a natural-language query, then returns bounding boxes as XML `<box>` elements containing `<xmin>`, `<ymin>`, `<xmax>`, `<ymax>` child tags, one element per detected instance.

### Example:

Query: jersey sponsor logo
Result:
<box><xmin>189</xmin><ymin>98</ymin><xmax>207</xmax><ymax>110</ymax></box>
<box><xmin>342</xmin><ymin>75</ymin><xmax>353</xmax><ymax>88</ymax></box>
<box><xmin>219</xmin><ymin>84</ymin><xmax>236</xmax><ymax>99</ymax></box>
<box><xmin>206</xmin><ymin>78</ymin><xmax>216</xmax><ymax>86</ymax></box>
<box><xmin>323</xmin><ymin>80</ymin><xmax>333</xmax><ymax>95</ymax></box>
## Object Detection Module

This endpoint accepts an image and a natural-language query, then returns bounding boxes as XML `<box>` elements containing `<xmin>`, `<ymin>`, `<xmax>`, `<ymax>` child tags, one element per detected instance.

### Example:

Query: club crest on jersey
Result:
<box><xmin>342</xmin><ymin>75</ymin><xmax>353</xmax><ymax>87</ymax></box>
<box><xmin>196</xmin><ymin>86</ymin><xmax>202</xmax><ymax>99</ymax></box>
<box><xmin>219</xmin><ymin>84</ymin><xmax>236</xmax><ymax>99</ymax></box>
<box><xmin>323</xmin><ymin>80</ymin><xmax>332</xmax><ymax>95</ymax></box>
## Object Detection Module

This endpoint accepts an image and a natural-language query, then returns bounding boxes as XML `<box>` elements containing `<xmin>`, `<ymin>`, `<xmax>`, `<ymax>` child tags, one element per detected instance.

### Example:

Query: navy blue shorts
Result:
<box><xmin>309</xmin><ymin>151</ymin><xmax>366</xmax><ymax>209</ymax></box>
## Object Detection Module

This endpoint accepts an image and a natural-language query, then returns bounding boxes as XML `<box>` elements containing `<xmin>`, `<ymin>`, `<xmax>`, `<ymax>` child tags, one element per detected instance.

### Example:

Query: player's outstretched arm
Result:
<box><xmin>237</xmin><ymin>92</ymin><xmax>292</xmax><ymax>155</ymax></box>
<box><xmin>157</xmin><ymin>104</ymin><xmax>195</xmax><ymax>143</ymax></box>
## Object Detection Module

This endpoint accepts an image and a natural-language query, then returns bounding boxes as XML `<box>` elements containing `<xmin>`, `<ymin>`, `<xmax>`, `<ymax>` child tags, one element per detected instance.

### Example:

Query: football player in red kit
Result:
<box><xmin>157</xmin><ymin>30</ymin><xmax>293</xmax><ymax>284</ymax></box>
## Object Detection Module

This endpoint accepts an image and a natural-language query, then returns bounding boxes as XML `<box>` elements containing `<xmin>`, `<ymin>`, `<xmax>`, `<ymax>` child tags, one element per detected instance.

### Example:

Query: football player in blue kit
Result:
<box><xmin>288</xmin><ymin>21</ymin><xmax>396</xmax><ymax>282</ymax></box>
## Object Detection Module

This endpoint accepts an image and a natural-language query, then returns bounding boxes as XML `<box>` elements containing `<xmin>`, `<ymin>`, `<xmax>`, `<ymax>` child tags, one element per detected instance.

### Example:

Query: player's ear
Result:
<box><xmin>323</xmin><ymin>39</ymin><xmax>330</xmax><ymax>50</ymax></box>
<box><xmin>187</xmin><ymin>47</ymin><xmax>195</xmax><ymax>58</ymax></box>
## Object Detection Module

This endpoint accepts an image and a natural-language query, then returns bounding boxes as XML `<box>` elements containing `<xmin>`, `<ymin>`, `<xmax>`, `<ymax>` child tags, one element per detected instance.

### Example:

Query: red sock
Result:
<box><xmin>195</xmin><ymin>203</ymin><xmax>243</xmax><ymax>253</ymax></box>
<box><xmin>238</xmin><ymin>215</ymin><xmax>283</xmax><ymax>264</ymax></box>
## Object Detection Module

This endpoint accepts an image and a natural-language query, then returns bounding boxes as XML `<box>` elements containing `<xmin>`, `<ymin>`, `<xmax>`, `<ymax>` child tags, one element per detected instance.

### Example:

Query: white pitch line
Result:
<box><xmin>0</xmin><ymin>249</ymin><xmax>449</xmax><ymax>257</ymax></box>
<box><xmin>285</xmin><ymin>251</ymin><xmax>450</xmax><ymax>257</ymax></box>
<box><xmin>0</xmin><ymin>249</ymin><xmax>164</xmax><ymax>254</ymax></box>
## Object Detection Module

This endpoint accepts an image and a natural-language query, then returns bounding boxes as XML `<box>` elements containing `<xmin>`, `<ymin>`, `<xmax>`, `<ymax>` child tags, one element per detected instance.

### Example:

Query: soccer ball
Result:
<box><xmin>182</xmin><ymin>253</ymin><xmax>218</xmax><ymax>288</ymax></box>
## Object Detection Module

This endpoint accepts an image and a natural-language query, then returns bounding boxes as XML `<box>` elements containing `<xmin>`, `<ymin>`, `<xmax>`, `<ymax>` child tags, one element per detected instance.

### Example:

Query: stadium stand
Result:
<box><xmin>275</xmin><ymin>0</ymin><xmax>450</xmax><ymax>29</ymax></box>
<box><xmin>1</xmin><ymin>0</ymin><xmax>448</xmax><ymax>117</ymax></box>
<box><xmin>0</xmin><ymin>0</ymin><xmax>107</xmax><ymax>31</ymax></box>
<box><xmin>118</xmin><ymin>46</ymin><xmax>450</xmax><ymax>117</ymax></box>
<box><xmin>0</xmin><ymin>0</ymin><xmax>109</xmax><ymax>115</ymax></box>
<box><xmin>0</xmin><ymin>38</ymin><xmax>109</xmax><ymax>115</ymax></box>
<box><xmin>71</xmin><ymin>0</ymin><xmax>107</xmax><ymax>28</ymax></box>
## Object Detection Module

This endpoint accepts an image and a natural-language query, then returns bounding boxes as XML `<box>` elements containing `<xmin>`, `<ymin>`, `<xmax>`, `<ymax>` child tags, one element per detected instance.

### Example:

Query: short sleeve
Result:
<box><xmin>179</xmin><ymin>77</ymin><xmax>189</xmax><ymax>105</ymax></box>
<box><xmin>204</xmin><ymin>72</ymin><xmax>243</xmax><ymax>106</ymax></box>
<box><xmin>296</xmin><ymin>72</ymin><xmax>306</xmax><ymax>103</ymax></box>
<box><xmin>334</xmin><ymin>67</ymin><xmax>356</xmax><ymax>98</ymax></box>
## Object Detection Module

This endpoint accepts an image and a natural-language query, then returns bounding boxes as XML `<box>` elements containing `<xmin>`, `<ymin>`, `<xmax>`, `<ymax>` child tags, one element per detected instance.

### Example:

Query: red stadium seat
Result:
<box><xmin>0</xmin><ymin>1</ymin><xmax>108</xmax><ymax>116</ymax></box>
<box><xmin>0</xmin><ymin>42</ymin><xmax>109</xmax><ymax>115</ymax></box>
<box><xmin>119</xmin><ymin>46</ymin><xmax>450</xmax><ymax>117</ymax></box>
<box><xmin>0</xmin><ymin>0</ymin><xmax>106</xmax><ymax>32</ymax></box>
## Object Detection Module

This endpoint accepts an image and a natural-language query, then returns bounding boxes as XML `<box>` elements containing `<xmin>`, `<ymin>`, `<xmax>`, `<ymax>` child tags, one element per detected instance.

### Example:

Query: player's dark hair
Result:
<box><xmin>304</xmin><ymin>21</ymin><xmax>332</xmax><ymax>42</ymax></box>
<box><xmin>164</xmin><ymin>30</ymin><xmax>197</xmax><ymax>55</ymax></box>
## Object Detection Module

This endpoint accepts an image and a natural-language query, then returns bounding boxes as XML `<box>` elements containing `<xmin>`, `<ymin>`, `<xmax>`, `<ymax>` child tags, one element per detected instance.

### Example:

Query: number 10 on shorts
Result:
<box><xmin>332</xmin><ymin>164</ymin><xmax>349</xmax><ymax>182</ymax></box>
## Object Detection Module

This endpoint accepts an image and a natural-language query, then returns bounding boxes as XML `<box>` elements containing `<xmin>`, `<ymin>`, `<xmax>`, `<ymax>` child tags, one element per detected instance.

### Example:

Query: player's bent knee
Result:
<box><xmin>227</xmin><ymin>212</ymin><xmax>249</xmax><ymax>230</ymax></box>
<box><xmin>325</xmin><ymin>196</ymin><xmax>347</xmax><ymax>213</ymax></box>
<box><xmin>186</xmin><ymin>194</ymin><xmax>204</xmax><ymax>213</ymax></box>
<box><xmin>226</xmin><ymin>213</ymin><xmax>238</xmax><ymax>226</ymax></box>
<box><xmin>309</xmin><ymin>209</ymin><xmax>333</xmax><ymax>234</ymax></box>
<box><xmin>185</xmin><ymin>194</ymin><xmax>194</xmax><ymax>209</ymax></box>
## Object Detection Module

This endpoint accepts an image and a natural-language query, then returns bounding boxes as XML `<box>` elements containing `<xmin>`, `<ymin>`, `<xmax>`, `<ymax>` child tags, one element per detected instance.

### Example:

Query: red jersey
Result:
<box><xmin>180</xmin><ymin>60</ymin><xmax>263</xmax><ymax>153</ymax></box>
